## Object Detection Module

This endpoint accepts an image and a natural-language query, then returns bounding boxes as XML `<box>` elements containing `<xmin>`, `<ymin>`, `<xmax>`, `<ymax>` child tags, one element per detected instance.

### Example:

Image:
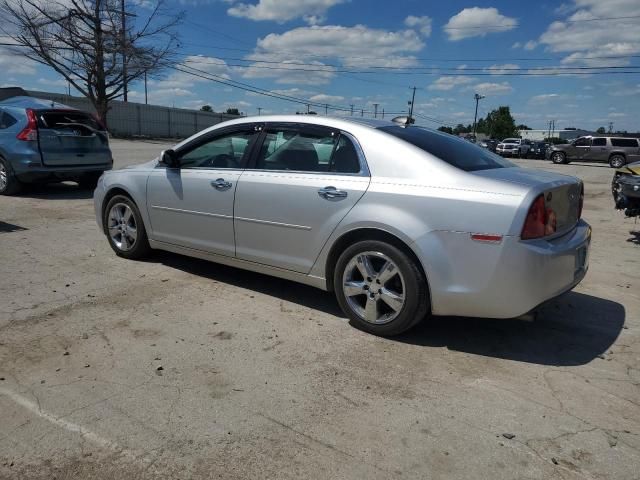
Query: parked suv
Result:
<box><xmin>496</xmin><ymin>138</ymin><xmax>531</xmax><ymax>157</ymax></box>
<box><xmin>548</xmin><ymin>136</ymin><xmax>640</xmax><ymax>168</ymax></box>
<box><xmin>0</xmin><ymin>89</ymin><xmax>112</xmax><ymax>195</ymax></box>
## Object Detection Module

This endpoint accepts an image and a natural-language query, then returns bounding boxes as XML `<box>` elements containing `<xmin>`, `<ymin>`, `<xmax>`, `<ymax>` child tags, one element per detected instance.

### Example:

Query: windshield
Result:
<box><xmin>379</xmin><ymin>126</ymin><xmax>516</xmax><ymax>172</ymax></box>
<box><xmin>502</xmin><ymin>138</ymin><xmax>519</xmax><ymax>143</ymax></box>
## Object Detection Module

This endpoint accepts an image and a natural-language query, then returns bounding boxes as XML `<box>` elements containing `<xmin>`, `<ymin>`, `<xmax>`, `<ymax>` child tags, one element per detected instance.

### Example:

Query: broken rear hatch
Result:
<box><xmin>36</xmin><ymin>110</ymin><xmax>112</xmax><ymax>167</ymax></box>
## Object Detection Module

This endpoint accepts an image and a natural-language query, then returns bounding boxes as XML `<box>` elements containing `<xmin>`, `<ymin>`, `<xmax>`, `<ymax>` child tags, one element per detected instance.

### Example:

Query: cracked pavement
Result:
<box><xmin>0</xmin><ymin>139</ymin><xmax>638</xmax><ymax>479</ymax></box>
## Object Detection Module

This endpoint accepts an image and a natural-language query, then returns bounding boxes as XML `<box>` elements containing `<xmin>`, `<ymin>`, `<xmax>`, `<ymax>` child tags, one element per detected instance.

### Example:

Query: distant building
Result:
<box><xmin>518</xmin><ymin>129</ymin><xmax>594</xmax><ymax>141</ymax></box>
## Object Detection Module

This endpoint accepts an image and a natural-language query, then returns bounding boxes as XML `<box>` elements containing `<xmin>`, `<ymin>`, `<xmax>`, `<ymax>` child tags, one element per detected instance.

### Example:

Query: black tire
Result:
<box><xmin>103</xmin><ymin>194</ymin><xmax>151</xmax><ymax>259</ymax></box>
<box><xmin>0</xmin><ymin>156</ymin><xmax>22</xmax><ymax>195</ymax></box>
<box><xmin>334</xmin><ymin>240</ymin><xmax>429</xmax><ymax>336</ymax></box>
<box><xmin>551</xmin><ymin>152</ymin><xmax>567</xmax><ymax>164</ymax></box>
<box><xmin>77</xmin><ymin>172</ymin><xmax>103</xmax><ymax>189</ymax></box>
<box><xmin>609</xmin><ymin>154</ymin><xmax>626</xmax><ymax>169</ymax></box>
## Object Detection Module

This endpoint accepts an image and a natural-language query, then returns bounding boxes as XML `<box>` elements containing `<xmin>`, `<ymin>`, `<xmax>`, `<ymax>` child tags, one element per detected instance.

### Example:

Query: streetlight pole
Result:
<box><xmin>408</xmin><ymin>86</ymin><xmax>416</xmax><ymax>120</ymax></box>
<box><xmin>472</xmin><ymin>93</ymin><xmax>485</xmax><ymax>139</ymax></box>
<box><xmin>257</xmin><ymin>107</ymin><xmax>262</xmax><ymax>116</ymax></box>
<box><xmin>373</xmin><ymin>103</ymin><xmax>379</xmax><ymax>118</ymax></box>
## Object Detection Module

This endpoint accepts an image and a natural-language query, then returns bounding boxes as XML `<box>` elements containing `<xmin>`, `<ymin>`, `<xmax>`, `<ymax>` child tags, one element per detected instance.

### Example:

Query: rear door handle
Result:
<box><xmin>211</xmin><ymin>178</ymin><xmax>232</xmax><ymax>191</ymax></box>
<box><xmin>318</xmin><ymin>186</ymin><xmax>348</xmax><ymax>200</ymax></box>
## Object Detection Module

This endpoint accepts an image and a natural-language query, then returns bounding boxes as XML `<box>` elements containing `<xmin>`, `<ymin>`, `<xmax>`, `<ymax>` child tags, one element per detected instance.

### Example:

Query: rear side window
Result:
<box><xmin>592</xmin><ymin>138</ymin><xmax>606</xmax><ymax>146</ymax></box>
<box><xmin>254</xmin><ymin>128</ymin><xmax>360</xmax><ymax>174</ymax></box>
<box><xmin>611</xmin><ymin>138</ymin><xmax>639</xmax><ymax>148</ymax></box>
<box><xmin>36</xmin><ymin>110</ymin><xmax>103</xmax><ymax>132</ymax></box>
<box><xmin>0</xmin><ymin>111</ymin><xmax>17</xmax><ymax>129</ymax></box>
<box><xmin>379</xmin><ymin>126</ymin><xmax>515</xmax><ymax>172</ymax></box>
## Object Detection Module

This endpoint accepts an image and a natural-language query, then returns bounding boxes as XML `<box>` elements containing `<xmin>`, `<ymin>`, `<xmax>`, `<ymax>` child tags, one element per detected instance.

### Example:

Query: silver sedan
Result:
<box><xmin>94</xmin><ymin>115</ymin><xmax>591</xmax><ymax>336</ymax></box>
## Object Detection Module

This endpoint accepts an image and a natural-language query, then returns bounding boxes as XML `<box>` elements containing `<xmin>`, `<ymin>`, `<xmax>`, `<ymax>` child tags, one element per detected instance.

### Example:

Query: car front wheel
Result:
<box><xmin>104</xmin><ymin>195</ymin><xmax>151</xmax><ymax>259</ymax></box>
<box><xmin>0</xmin><ymin>157</ymin><xmax>22</xmax><ymax>195</ymax></box>
<box><xmin>551</xmin><ymin>152</ymin><xmax>567</xmax><ymax>164</ymax></box>
<box><xmin>334</xmin><ymin>240</ymin><xmax>429</xmax><ymax>336</ymax></box>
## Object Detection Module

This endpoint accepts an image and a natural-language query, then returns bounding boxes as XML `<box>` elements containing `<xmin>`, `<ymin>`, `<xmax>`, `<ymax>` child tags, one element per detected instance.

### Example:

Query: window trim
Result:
<box><xmin>244</xmin><ymin>122</ymin><xmax>370</xmax><ymax>177</ymax></box>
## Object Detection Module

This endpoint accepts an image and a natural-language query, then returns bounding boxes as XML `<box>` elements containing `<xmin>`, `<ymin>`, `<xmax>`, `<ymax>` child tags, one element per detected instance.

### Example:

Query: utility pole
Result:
<box><xmin>548</xmin><ymin>120</ymin><xmax>552</xmax><ymax>140</ymax></box>
<box><xmin>408</xmin><ymin>86</ymin><xmax>416</xmax><ymax>119</ymax></box>
<box><xmin>551</xmin><ymin>119</ymin><xmax>555</xmax><ymax>139</ymax></box>
<box><xmin>121</xmin><ymin>0</ymin><xmax>127</xmax><ymax>102</ymax></box>
<box><xmin>608</xmin><ymin>122</ymin><xmax>614</xmax><ymax>133</ymax></box>
<box><xmin>144</xmin><ymin>71</ymin><xmax>148</xmax><ymax>105</ymax></box>
<box><xmin>373</xmin><ymin>103</ymin><xmax>379</xmax><ymax>118</ymax></box>
<box><xmin>325</xmin><ymin>104</ymin><xmax>328</xmax><ymax>115</ymax></box>
<box><xmin>472</xmin><ymin>93</ymin><xmax>485</xmax><ymax>139</ymax></box>
<box><xmin>350</xmin><ymin>104</ymin><xmax>354</xmax><ymax>116</ymax></box>
<box><xmin>361</xmin><ymin>109</ymin><xmax>364</xmax><ymax>117</ymax></box>
<box><xmin>257</xmin><ymin>107</ymin><xmax>262</xmax><ymax>116</ymax></box>
<box><xmin>382</xmin><ymin>108</ymin><xmax>385</xmax><ymax>119</ymax></box>
<box><xmin>306</xmin><ymin>103</ymin><xmax>310</xmax><ymax>114</ymax></box>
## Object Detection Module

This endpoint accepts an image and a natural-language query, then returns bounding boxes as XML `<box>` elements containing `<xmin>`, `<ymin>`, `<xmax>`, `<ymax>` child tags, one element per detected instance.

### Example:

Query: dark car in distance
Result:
<box><xmin>528</xmin><ymin>142</ymin><xmax>549</xmax><ymax>159</ymax></box>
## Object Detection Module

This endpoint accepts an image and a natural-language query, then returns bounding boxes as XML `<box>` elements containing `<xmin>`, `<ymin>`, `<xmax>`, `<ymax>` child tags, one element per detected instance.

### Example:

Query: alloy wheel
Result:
<box><xmin>0</xmin><ymin>163</ymin><xmax>7</xmax><ymax>191</ymax></box>
<box><xmin>342</xmin><ymin>251</ymin><xmax>406</xmax><ymax>325</ymax></box>
<box><xmin>552</xmin><ymin>152</ymin><xmax>565</xmax><ymax>164</ymax></box>
<box><xmin>107</xmin><ymin>203</ymin><xmax>138</xmax><ymax>251</ymax></box>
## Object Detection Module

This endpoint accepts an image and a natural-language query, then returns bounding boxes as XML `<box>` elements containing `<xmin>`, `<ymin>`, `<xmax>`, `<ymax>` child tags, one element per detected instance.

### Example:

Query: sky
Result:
<box><xmin>1</xmin><ymin>0</ymin><xmax>640</xmax><ymax>131</ymax></box>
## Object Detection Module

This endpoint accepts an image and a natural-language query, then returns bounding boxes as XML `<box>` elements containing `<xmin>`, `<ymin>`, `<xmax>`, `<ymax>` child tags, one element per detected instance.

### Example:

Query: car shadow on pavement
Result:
<box><xmin>17</xmin><ymin>182</ymin><xmax>94</xmax><ymax>200</ymax></box>
<box><xmin>627</xmin><ymin>230</ymin><xmax>640</xmax><ymax>245</ymax></box>
<box><xmin>396</xmin><ymin>291</ymin><xmax>625</xmax><ymax>366</ymax></box>
<box><xmin>152</xmin><ymin>251</ymin><xmax>345</xmax><ymax>317</ymax></box>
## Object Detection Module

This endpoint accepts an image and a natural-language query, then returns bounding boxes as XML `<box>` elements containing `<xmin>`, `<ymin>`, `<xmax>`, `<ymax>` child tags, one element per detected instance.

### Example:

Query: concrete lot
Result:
<box><xmin>0</xmin><ymin>138</ymin><xmax>638</xmax><ymax>479</ymax></box>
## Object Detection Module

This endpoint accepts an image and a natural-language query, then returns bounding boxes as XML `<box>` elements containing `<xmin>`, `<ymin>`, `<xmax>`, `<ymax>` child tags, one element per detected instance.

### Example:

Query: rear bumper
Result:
<box><xmin>14</xmin><ymin>162</ymin><xmax>112</xmax><ymax>183</ymax></box>
<box><xmin>411</xmin><ymin>220</ymin><xmax>591</xmax><ymax>318</ymax></box>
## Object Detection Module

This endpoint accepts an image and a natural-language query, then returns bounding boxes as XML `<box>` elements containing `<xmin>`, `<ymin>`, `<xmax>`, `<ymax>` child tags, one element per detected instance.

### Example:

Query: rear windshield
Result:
<box><xmin>36</xmin><ymin>110</ymin><xmax>103</xmax><ymax>131</ymax></box>
<box><xmin>379</xmin><ymin>126</ymin><xmax>515</xmax><ymax>172</ymax></box>
<box><xmin>611</xmin><ymin>138</ymin><xmax>638</xmax><ymax>148</ymax></box>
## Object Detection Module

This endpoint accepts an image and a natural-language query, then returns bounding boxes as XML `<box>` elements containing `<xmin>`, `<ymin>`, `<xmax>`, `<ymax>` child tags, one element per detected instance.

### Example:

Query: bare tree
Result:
<box><xmin>0</xmin><ymin>0</ymin><xmax>183</xmax><ymax>126</ymax></box>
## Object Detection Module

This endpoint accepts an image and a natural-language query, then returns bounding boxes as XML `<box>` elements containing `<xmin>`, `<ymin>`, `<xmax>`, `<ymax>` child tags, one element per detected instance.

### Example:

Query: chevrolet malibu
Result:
<box><xmin>94</xmin><ymin>115</ymin><xmax>591</xmax><ymax>336</ymax></box>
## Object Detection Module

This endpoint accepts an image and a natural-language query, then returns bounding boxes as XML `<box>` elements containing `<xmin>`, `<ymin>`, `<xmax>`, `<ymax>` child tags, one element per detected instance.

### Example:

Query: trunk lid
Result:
<box><xmin>36</xmin><ymin>109</ymin><xmax>111</xmax><ymax>166</ymax></box>
<box><xmin>473</xmin><ymin>167</ymin><xmax>583</xmax><ymax>237</ymax></box>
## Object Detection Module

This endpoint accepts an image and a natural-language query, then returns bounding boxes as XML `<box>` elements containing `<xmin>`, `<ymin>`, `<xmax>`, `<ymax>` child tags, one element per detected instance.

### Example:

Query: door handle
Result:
<box><xmin>211</xmin><ymin>178</ymin><xmax>232</xmax><ymax>190</ymax></box>
<box><xmin>318</xmin><ymin>186</ymin><xmax>348</xmax><ymax>200</ymax></box>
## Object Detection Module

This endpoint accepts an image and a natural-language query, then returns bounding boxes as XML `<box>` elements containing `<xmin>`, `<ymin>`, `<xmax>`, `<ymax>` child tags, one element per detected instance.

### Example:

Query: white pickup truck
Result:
<box><xmin>496</xmin><ymin>138</ymin><xmax>531</xmax><ymax>158</ymax></box>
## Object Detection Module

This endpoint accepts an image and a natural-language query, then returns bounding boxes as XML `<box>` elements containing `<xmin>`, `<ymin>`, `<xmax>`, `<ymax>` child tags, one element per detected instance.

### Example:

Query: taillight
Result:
<box><xmin>16</xmin><ymin>108</ymin><xmax>38</xmax><ymax>141</ymax></box>
<box><xmin>578</xmin><ymin>183</ymin><xmax>584</xmax><ymax>218</ymax></box>
<box><xmin>521</xmin><ymin>194</ymin><xmax>557</xmax><ymax>240</ymax></box>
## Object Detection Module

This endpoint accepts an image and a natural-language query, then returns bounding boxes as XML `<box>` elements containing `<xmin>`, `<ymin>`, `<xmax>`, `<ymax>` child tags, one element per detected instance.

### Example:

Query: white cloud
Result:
<box><xmin>427</xmin><ymin>76</ymin><xmax>473</xmax><ymax>91</ymax></box>
<box><xmin>0</xmin><ymin>45</ymin><xmax>36</xmax><ymax>75</ymax></box>
<box><xmin>308</xmin><ymin>93</ymin><xmax>344</xmax><ymax>103</ymax></box>
<box><xmin>524</xmin><ymin>40</ymin><xmax>538</xmax><ymax>50</ymax></box>
<box><xmin>529</xmin><ymin>93</ymin><xmax>563</xmax><ymax>103</ymax></box>
<box><xmin>152</xmin><ymin>56</ymin><xmax>231</xmax><ymax>89</ymax></box>
<box><xmin>539</xmin><ymin>0</ymin><xmax>640</xmax><ymax>66</ymax></box>
<box><xmin>468</xmin><ymin>82</ymin><xmax>513</xmax><ymax>96</ymax></box>
<box><xmin>608</xmin><ymin>84</ymin><xmax>640</xmax><ymax>96</ymax></box>
<box><xmin>227</xmin><ymin>0</ymin><xmax>345</xmax><ymax>25</ymax></box>
<box><xmin>404</xmin><ymin>15</ymin><xmax>432</xmax><ymax>37</ymax></box>
<box><xmin>444</xmin><ymin>7</ymin><xmax>518</xmax><ymax>41</ymax></box>
<box><xmin>485</xmin><ymin>63</ymin><xmax>519</xmax><ymax>75</ymax></box>
<box><xmin>512</xmin><ymin>42</ymin><xmax>522</xmax><ymax>49</ymax></box>
<box><xmin>608</xmin><ymin>112</ymin><xmax>627</xmax><ymax>118</ymax></box>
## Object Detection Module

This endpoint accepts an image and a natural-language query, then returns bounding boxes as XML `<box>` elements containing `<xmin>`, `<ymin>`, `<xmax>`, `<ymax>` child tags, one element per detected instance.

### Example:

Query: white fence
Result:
<box><xmin>27</xmin><ymin>91</ymin><xmax>240</xmax><ymax>138</ymax></box>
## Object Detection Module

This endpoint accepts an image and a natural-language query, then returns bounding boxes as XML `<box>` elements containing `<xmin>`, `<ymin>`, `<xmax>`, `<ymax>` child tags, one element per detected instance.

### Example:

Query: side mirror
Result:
<box><xmin>160</xmin><ymin>149</ymin><xmax>179</xmax><ymax>168</ymax></box>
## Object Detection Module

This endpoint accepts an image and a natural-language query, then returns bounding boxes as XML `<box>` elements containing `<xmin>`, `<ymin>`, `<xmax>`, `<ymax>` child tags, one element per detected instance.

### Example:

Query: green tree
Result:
<box><xmin>516</xmin><ymin>124</ymin><xmax>531</xmax><ymax>130</ymax></box>
<box><xmin>596</xmin><ymin>127</ymin><xmax>606</xmax><ymax>134</ymax></box>
<box><xmin>485</xmin><ymin>106</ymin><xmax>517</xmax><ymax>140</ymax></box>
<box><xmin>225</xmin><ymin>108</ymin><xmax>240</xmax><ymax>115</ymax></box>
<box><xmin>200</xmin><ymin>105</ymin><xmax>213</xmax><ymax>112</ymax></box>
<box><xmin>438</xmin><ymin>126</ymin><xmax>454</xmax><ymax>134</ymax></box>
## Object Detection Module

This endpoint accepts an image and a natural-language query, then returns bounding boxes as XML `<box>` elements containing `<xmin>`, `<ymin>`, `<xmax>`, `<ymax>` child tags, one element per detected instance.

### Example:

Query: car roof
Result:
<box><xmin>0</xmin><ymin>95</ymin><xmax>78</xmax><ymax>110</ymax></box>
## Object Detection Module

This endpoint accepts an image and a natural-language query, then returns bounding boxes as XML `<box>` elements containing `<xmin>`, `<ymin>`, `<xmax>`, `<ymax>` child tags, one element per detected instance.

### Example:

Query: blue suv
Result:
<box><xmin>0</xmin><ymin>89</ymin><xmax>112</xmax><ymax>195</ymax></box>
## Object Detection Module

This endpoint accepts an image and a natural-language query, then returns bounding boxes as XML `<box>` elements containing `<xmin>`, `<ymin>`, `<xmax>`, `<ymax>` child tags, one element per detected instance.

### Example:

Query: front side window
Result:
<box><xmin>592</xmin><ymin>138</ymin><xmax>607</xmax><ymax>146</ymax></box>
<box><xmin>574</xmin><ymin>137</ymin><xmax>590</xmax><ymax>147</ymax></box>
<box><xmin>254</xmin><ymin>128</ymin><xmax>361</xmax><ymax>174</ymax></box>
<box><xmin>178</xmin><ymin>131</ymin><xmax>254</xmax><ymax>169</ymax></box>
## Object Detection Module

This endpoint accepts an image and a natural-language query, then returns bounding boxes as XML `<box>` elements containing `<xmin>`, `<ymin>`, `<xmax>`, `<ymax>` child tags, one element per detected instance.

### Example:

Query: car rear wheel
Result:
<box><xmin>78</xmin><ymin>172</ymin><xmax>103</xmax><ymax>189</ymax></box>
<box><xmin>104</xmin><ymin>195</ymin><xmax>151</xmax><ymax>259</ymax></box>
<box><xmin>609</xmin><ymin>154</ymin><xmax>626</xmax><ymax>169</ymax></box>
<box><xmin>0</xmin><ymin>157</ymin><xmax>22</xmax><ymax>195</ymax></box>
<box><xmin>334</xmin><ymin>240</ymin><xmax>429</xmax><ymax>336</ymax></box>
<box><xmin>551</xmin><ymin>152</ymin><xmax>567</xmax><ymax>164</ymax></box>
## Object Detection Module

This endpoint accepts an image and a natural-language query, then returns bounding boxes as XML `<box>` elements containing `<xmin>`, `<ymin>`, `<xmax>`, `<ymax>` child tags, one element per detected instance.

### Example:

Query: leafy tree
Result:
<box><xmin>200</xmin><ymin>105</ymin><xmax>213</xmax><ymax>112</ymax></box>
<box><xmin>225</xmin><ymin>108</ymin><xmax>240</xmax><ymax>115</ymax></box>
<box><xmin>596</xmin><ymin>127</ymin><xmax>606</xmax><ymax>134</ymax></box>
<box><xmin>516</xmin><ymin>124</ymin><xmax>531</xmax><ymax>130</ymax></box>
<box><xmin>1</xmin><ymin>0</ymin><xmax>184</xmax><ymax>126</ymax></box>
<box><xmin>438</xmin><ymin>126</ymin><xmax>454</xmax><ymax>134</ymax></box>
<box><xmin>485</xmin><ymin>106</ymin><xmax>517</xmax><ymax>140</ymax></box>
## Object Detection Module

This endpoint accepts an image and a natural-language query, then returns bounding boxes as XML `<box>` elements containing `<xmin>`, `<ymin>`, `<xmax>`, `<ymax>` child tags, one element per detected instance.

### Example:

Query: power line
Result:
<box><xmin>442</xmin><ymin>14</ymin><xmax>640</xmax><ymax>30</ymax></box>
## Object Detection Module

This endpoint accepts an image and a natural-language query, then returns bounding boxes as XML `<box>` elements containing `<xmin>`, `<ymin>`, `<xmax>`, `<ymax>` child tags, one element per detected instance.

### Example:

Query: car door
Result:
<box><xmin>234</xmin><ymin>123</ymin><xmax>370</xmax><ymax>273</ymax></box>
<box><xmin>572</xmin><ymin>137</ymin><xmax>590</xmax><ymax>160</ymax></box>
<box><xmin>146</xmin><ymin>125</ymin><xmax>259</xmax><ymax>256</ymax></box>
<box><xmin>583</xmin><ymin>137</ymin><xmax>608</xmax><ymax>162</ymax></box>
